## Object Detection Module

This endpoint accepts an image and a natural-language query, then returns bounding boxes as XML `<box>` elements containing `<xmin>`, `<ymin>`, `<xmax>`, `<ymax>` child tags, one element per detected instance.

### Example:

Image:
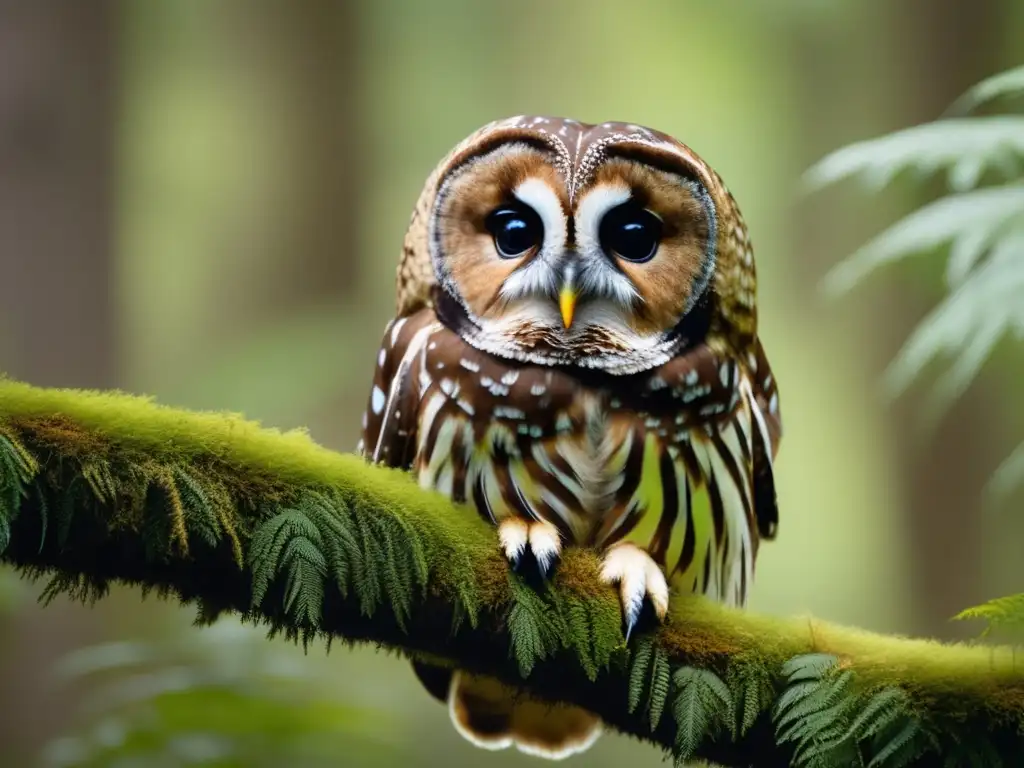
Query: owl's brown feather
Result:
<box><xmin>360</xmin><ymin>305</ymin><xmax>780</xmax><ymax>603</ymax></box>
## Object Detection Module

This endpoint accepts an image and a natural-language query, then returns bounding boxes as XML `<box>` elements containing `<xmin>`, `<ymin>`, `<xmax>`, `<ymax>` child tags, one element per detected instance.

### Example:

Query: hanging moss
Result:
<box><xmin>0</xmin><ymin>377</ymin><xmax>1023</xmax><ymax>766</ymax></box>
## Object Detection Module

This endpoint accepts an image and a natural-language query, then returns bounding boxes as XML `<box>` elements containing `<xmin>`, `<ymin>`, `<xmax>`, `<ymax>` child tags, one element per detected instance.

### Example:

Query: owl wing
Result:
<box><xmin>358</xmin><ymin>310</ymin><xmax>440</xmax><ymax>469</ymax></box>
<box><xmin>747</xmin><ymin>337</ymin><xmax>782</xmax><ymax>540</ymax></box>
<box><xmin>585</xmin><ymin>339</ymin><xmax>780</xmax><ymax>607</ymax></box>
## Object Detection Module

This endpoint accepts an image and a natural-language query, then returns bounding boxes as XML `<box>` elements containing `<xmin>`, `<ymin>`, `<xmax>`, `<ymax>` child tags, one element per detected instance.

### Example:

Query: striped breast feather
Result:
<box><xmin>410</xmin><ymin>326</ymin><xmax>598</xmax><ymax>541</ymax></box>
<box><xmin>594</xmin><ymin>345</ymin><xmax>780</xmax><ymax>609</ymax></box>
<box><xmin>362</xmin><ymin>310</ymin><xmax>597</xmax><ymax>541</ymax></box>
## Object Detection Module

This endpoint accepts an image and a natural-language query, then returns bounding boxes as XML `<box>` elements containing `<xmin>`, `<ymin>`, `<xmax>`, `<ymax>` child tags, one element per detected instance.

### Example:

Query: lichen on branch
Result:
<box><xmin>0</xmin><ymin>377</ymin><xmax>1022</xmax><ymax>767</ymax></box>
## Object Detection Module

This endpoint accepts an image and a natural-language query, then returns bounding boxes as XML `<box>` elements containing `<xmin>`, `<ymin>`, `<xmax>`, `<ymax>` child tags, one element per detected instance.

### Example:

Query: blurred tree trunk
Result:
<box><xmin>119</xmin><ymin>1</ymin><xmax>359</xmax><ymax>447</ymax></box>
<box><xmin>0</xmin><ymin>1</ymin><xmax>115</xmax><ymax>762</ymax></box>
<box><xmin>790</xmin><ymin>0</ymin><xmax>1006</xmax><ymax>637</ymax></box>
<box><xmin>225</xmin><ymin>0</ymin><xmax>359</xmax><ymax>308</ymax></box>
<box><xmin>0</xmin><ymin>1</ymin><xmax>117</xmax><ymax>387</ymax></box>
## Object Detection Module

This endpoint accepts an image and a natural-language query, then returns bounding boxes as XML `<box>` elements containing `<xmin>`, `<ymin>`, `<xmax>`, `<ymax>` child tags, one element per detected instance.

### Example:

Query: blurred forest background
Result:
<box><xmin>1</xmin><ymin>1</ymin><xmax>1023</xmax><ymax>765</ymax></box>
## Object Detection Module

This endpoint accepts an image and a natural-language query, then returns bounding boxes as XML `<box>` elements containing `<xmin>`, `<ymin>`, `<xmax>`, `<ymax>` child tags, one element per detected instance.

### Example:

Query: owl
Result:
<box><xmin>358</xmin><ymin>116</ymin><xmax>782</xmax><ymax>759</ymax></box>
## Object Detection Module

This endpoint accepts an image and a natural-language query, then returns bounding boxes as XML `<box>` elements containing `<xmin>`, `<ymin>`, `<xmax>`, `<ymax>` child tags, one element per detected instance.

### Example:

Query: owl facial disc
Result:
<box><xmin>401</xmin><ymin>116</ymin><xmax>753</xmax><ymax>375</ymax></box>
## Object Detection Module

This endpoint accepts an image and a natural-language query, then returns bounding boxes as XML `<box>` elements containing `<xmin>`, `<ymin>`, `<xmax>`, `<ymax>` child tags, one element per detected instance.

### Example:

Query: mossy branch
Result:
<box><xmin>0</xmin><ymin>378</ymin><xmax>1022</xmax><ymax>767</ymax></box>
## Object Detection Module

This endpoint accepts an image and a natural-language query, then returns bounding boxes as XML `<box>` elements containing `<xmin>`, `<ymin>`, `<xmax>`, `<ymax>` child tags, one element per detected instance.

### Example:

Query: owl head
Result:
<box><xmin>397</xmin><ymin>116</ymin><xmax>757</xmax><ymax>375</ymax></box>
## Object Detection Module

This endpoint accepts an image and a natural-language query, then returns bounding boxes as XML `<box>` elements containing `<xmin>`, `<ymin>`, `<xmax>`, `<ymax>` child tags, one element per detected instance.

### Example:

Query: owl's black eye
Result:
<box><xmin>599</xmin><ymin>203</ymin><xmax>663</xmax><ymax>263</ymax></box>
<box><xmin>485</xmin><ymin>204</ymin><xmax>544</xmax><ymax>258</ymax></box>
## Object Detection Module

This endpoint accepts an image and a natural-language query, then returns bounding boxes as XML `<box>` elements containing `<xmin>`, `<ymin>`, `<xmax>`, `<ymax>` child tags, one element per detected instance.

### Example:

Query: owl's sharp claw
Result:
<box><xmin>498</xmin><ymin>518</ymin><xmax>562</xmax><ymax>579</ymax></box>
<box><xmin>499</xmin><ymin>518</ymin><xmax>529</xmax><ymax>568</ymax></box>
<box><xmin>528</xmin><ymin>520</ymin><xmax>561</xmax><ymax>578</ymax></box>
<box><xmin>599</xmin><ymin>543</ymin><xmax>669</xmax><ymax>640</ymax></box>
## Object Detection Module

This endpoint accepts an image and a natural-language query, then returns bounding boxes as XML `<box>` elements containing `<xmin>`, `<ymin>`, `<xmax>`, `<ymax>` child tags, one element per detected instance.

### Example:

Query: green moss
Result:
<box><xmin>0</xmin><ymin>377</ymin><xmax>1023</xmax><ymax>767</ymax></box>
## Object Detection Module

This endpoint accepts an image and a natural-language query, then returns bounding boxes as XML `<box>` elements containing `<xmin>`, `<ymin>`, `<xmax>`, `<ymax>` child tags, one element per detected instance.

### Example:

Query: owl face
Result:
<box><xmin>401</xmin><ymin>117</ymin><xmax>756</xmax><ymax>375</ymax></box>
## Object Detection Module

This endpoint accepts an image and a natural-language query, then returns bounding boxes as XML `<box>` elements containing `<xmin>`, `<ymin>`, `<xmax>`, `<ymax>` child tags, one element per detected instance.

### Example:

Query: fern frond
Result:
<box><xmin>822</xmin><ymin>184</ymin><xmax>1024</xmax><ymax>296</ymax></box>
<box><xmin>0</xmin><ymin>429</ymin><xmax>37</xmax><ymax>550</ymax></box>
<box><xmin>562</xmin><ymin>596</ymin><xmax>598</xmax><ymax>681</ymax></box>
<box><xmin>780</xmin><ymin>653</ymin><xmax>840</xmax><ymax>684</ymax></box>
<box><xmin>152</xmin><ymin>469</ymin><xmax>191</xmax><ymax>555</ymax></box>
<box><xmin>173</xmin><ymin>466</ymin><xmax>221</xmax><ymax>549</ymax></box>
<box><xmin>628</xmin><ymin>635</ymin><xmax>653</xmax><ymax>714</ymax></box>
<box><xmin>646</xmin><ymin>645</ymin><xmax>670</xmax><ymax>731</ymax></box>
<box><xmin>626</xmin><ymin>635</ymin><xmax>671</xmax><ymax>730</ymax></box>
<box><xmin>350</xmin><ymin>502</ymin><xmax>384</xmax><ymax>616</ymax></box>
<box><xmin>866</xmin><ymin>718</ymin><xmax>926</xmax><ymax>768</ymax></box>
<box><xmin>804</xmin><ymin>117</ymin><xmax>1024</xmax><ymax>194</ymax></box>
<box><xmin>809</xmin><ymin>61</ymin><xmax>1024</xmax><ymax>508</ymax></box>
<box><xmin>368</xmin><ymin>513</ymin><xmax>415</xmax><ymax>630</ymax></box>
<box><xmin>727</xmin><ymin>661</ymin><xmax>773</xmax><ymax>738</ymax></box>
<box><xmin>950</xmin><ymin>64</ymin><xmax>1024</xmax><ymax>114</ymax></box>
<box><xmin>671</xmin><ymin>666</ymin><xmax>732</xmax><ymax>764</ymax></box>
<box><xmin>774</xmin><ymin>654</ymin><xmax>865</xmax><ymax>766</ymax></box>
<box><xmin>506</xmin><ymin>576</ymin><xmax>564</xmax><ymax>677</ymax></box>
<box><xmin>884</xmin><ymin>230</ymin><xmax>1024</xmax><ymax>406</ymax></box>
<box><xmin>390</xmin><ymin>510</ymin><xmax>429</xmax><ymax>593</ymax></box>
<box><xmin>299</xmin><ymin>490</ymin><xmax>359</xmax><ymax>599</ymax></box>
<box><xmin>777</xmin><ymin>669</ymin><xmax>853</xmax><ymax>736</ymax></box>
<box><xmin>80</xmin><ymin>460</ymin><xmax>117</xmax><ymax>505</ymax></box>
<box><xmin>953</xmin><ymin>593</ymin><xmax>1024</xmax><ymax>637</ymax></box>
<box><xmin>842</xmin><ymin>686</ymin><xmax>910</xmax><ymax>743</ymax></box>
<box><xmin>280</xmin><ymin>533</ymin><xmax>327</xmax><ymax>629</ymax></box>
<box><xmin>249</xmin><ymin>507</ymin><xmax>326</xmax><ymax>616</ymax></box>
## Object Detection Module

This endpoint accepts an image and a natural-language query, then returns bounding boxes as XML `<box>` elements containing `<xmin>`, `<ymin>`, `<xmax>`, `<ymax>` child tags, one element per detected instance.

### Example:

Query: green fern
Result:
<box><xmin>390</xmin><ymin>510</ymin><xmax>429</xmax><ymax>594</ymax></box>
<box><xmin>173</xmin><ymin>466</ymin><xmax>221</xmax><ymax>549</ymax></box>
<box><xmin>506</xmin><ymin>576</ymin><xmax>566</xmax><ymax>677</ymax></box>
<box><xmin>805</xmin><ymin>117</ymin><xmax>1024</xmax><ymax>195</ymax></box>
<box><xmin>841</xmin><ymin>687</ymin><xmax>911</xmax><ymax>745</ymax></box>
<box><xmin>780</xmin><ymin>653</ymin><xmax>841</xmax><ymax>684</ymax></box>
<box><xmin>0</xmin><ymin>428</ymin><xmax>37</xmax><ymax>551</ymax></box>
<box><xmin>865</xmin><ymin>718</ymin><xmax>928</xmax><ymax>768</ymax></box>
<box><xmin>299</xmin><ymin>490</ymin><xmax>361</xmax><ymax>600</ymax></box>
<box><xmin>80</xmin><ymin>460</ymin><xmax>117</xmax><ymax>506</ymax></box>
<box><xmin>775</xmin><ymin>655</ymin><xmax>854</xmax><ymax>765</ymax></box>
<box><xmin>563</xmin><ymin>595</ymin><xmax>599</xmax><ymax>681</ymax></box>
<box><xmin>249</xmin><ymin>507</ymin><xmax>327</xmax><ymax>628</ymax></box>
<box><xmin>280</xmin><ymin>531</ymin><xmax>328</xmax><ymax>629</ymax></box>
<box><xmin>727</xmin><ymin>660</ymin><xmax>774</xmax><ymax>738</ymax></box>
<box><xmin>626</xmin><ymin>634</ymin><xmax>672</xmax><ymax>731</ymax></box>
<box><xmin>349</xmin><ymin>501</ymin><xmax>385</xmax><ymax>617</ymax></box>
<box><xmin>949</xmin><ymin>64</ymin><xmax>1024</xmax><ymax>114</ymax></box>
<box><xmin>805</xmin><ymin>62</ymin><xmax>1024</xmax><ymax>496</ymax></box>
<box><xmin>773</xmin><ymin>655</ymin><xmax>938</xmax><ymax>768</ymax></box>
<box><xmin>671</xmin><ymin>666</ymin><xmax>732</xmax><ymax>764</ymax></box>
<box><xmin>367</xmin><ymin>513</ymin><xmax>415</xmax><ymax>630</ymax></box>
<box><xmin>953</xmin><ymin>593</ymin><xmax>1024</xmax><ymax>637</ymax></box>
<box><xmin>627</xmin><ymin>634</ymin><xmax>653</xmax><ymax>714</ymax></box>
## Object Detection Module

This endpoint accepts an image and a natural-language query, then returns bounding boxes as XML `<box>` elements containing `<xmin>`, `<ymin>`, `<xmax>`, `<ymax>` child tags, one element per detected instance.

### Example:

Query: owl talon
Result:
<box><xmin>599</xmin><ymin>543</ymin><xmax>669</xmax><ymax>641</ymax></box>
<box><xmin>498</xmin><ymin>518</ymin><xmax>562</xmax><ymax>580</ymax></box>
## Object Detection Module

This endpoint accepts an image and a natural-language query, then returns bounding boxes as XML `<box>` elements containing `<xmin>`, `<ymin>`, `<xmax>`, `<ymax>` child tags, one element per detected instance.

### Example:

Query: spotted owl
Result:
<box><xmin>358</xmin><ymin>116</ymin><xmax>782</xmax><ymax>759</ymax></box>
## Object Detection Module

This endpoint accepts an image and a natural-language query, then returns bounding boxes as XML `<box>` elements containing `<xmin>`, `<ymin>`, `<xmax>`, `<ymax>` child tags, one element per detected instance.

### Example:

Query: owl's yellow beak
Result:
<box><xmin>559</xmin><ymin>284</ymin><xmax>577</xmax><ymax>329</ymax></box>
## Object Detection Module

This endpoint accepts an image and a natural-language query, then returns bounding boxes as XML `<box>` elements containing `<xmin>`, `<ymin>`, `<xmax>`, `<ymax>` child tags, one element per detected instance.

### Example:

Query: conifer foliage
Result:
<box><xmin>0</xmin><ymin>378</ymin><xmax>1022</xmax><ymax>766</ymax></box>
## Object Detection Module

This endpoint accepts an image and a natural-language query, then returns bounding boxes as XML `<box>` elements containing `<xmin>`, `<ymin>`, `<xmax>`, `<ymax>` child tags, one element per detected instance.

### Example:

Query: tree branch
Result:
<box><xmin>0</xmin><ymin>377</ymin><xmax>1021</xmax><ymax>766</ymax></box>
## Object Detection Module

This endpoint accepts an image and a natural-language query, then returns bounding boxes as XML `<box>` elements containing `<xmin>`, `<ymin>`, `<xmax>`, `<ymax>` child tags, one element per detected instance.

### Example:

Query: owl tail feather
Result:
<box><xmin>448</xmin><ymin>671</ymin><xmax>603</xmax><ymax>760</ymax></box>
